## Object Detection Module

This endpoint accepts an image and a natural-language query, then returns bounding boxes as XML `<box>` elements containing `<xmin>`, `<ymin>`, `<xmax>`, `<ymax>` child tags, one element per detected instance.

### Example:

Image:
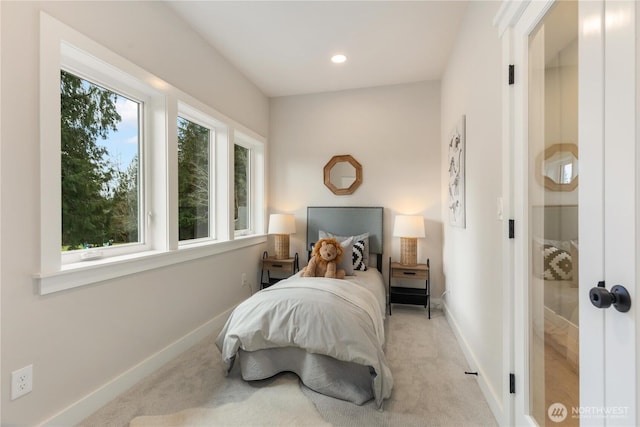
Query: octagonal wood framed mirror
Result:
<box><xmin>542</xmin><ymin>143</ymin><xmax>578</xmax><ymax>191</ymax></box>
<box><xmin>323</xmin><ymin>155</ymin><xmax>363</xmax><ymax>195</ymax></box>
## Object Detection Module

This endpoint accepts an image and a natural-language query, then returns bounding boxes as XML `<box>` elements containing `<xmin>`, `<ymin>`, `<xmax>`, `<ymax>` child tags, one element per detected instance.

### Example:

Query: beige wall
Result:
<box><xmin>268</xmin><ymin>81</ymin><xmax>443</xmax><ymax>290</ymax></box>
<box><xmin>440</xmin><ymin>0</ymin><xmax>504</xmax><ymax>418</ymax></box>
<box><xmin>544</xmin><ymin>39</ymin><xmax>579</xmax><ymax>206</ymax></box>
<box><xmin>0</xmin><ymin>1</ymin><xmax>268</xmax><ymax>425</ymax></box>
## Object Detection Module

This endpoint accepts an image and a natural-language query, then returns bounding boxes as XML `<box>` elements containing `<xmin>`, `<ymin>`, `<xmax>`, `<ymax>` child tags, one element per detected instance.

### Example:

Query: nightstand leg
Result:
<box><xmin>427</xmin><ymin>277</ymin><xmax>431</xmax><ymax>319</ymax></box>
<box><xmin>388</xmin><ymin>256</ymin><xmax>392</xmax><ymax>316</ymax></box>
<box><xmin>427</xmin><ymin>259</ymin><xmax>431</xmax><ymax>319</ymax></box>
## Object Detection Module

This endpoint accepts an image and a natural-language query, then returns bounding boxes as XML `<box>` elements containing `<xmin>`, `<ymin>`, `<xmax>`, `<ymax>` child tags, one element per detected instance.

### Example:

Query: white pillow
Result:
<box><xmin>336</xmin><ymin>237</ymin><xmax>354</xmax><ymax>276</ymax></box>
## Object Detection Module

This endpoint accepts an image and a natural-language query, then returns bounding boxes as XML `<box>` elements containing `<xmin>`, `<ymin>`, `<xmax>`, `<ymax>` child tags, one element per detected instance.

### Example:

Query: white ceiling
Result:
<box><xmin>166</xmin><ymin>1</ymin><xmax>469</xmax><ymax>97</ymax></box>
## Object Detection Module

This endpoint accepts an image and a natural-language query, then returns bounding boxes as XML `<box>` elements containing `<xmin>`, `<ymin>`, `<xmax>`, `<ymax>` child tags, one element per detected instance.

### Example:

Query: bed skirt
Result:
<box><xmin>238</xmin><ymin>347</ymin><xmax>375</xmax><ymax>405</ymax></box>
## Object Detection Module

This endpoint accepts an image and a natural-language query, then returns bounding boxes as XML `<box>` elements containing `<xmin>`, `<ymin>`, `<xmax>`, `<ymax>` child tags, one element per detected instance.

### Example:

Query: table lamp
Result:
<box><xmin>268</xmin><ymin>214</ymin><xmax>296</xmax><ymax>259</ymax></box>
<box><xmin>393</xmin><ymin>215</ymin><xmax>425</xmax><ymax>266</ymax></box>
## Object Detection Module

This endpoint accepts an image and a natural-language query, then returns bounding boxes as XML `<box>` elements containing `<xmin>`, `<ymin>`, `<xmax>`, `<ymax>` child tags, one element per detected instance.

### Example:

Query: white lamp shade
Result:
<box><xmin>268</xmin><ymin>214</ymin><xmax>296</xmax><ymax>235</ymax></box>
<box><xmin>393</xmin><ymin>215</ymin><xmax>425</xmax><ymax>238</ymax></box>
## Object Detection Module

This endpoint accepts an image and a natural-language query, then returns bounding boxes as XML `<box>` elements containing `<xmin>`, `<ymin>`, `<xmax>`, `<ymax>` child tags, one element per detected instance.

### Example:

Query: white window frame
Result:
<box><xmin>37</xmin><ymin>13</ymin><xmax>266</xmax><ymax>295</ymax></box>
<box><xmin>233</xmin><ymin>132</ymin><xmax>265</xmax><ymax>238</ymax></box>
<box><xmin>59</xmin><ymin>57</ymin><xmax>151</xmax><ymax>265</ymax></box>
<box><xmin>233</xmin><ymin>142</ymin><xmax>253</xmax><ymax>235</ymax></box>
<box><xmin>176</xmin><ymin>103</ymin><xmax>221</xmax><ymax>246</ymax></box>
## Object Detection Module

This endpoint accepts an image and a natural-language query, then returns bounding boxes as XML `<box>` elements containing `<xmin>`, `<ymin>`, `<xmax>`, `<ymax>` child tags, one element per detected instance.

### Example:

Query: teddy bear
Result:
<box><xmin>301</xmin><ymin>237</ymin><xmax>345</xmax><ymax>279</ymax></box>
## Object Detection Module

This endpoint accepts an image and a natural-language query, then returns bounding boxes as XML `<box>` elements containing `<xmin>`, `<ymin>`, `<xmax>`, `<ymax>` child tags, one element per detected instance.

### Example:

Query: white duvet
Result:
<box><xmin>216</xmin><ymin>271</ymin><xmax>393</xmax><ymax>408</ymax></box>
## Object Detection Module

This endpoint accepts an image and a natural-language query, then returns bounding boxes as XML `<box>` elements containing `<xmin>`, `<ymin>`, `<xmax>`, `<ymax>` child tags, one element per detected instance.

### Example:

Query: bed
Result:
<box><xmin>216</xmin><ymin>206</ymin><xmax>392</xmax><ymax>408</ymax></box>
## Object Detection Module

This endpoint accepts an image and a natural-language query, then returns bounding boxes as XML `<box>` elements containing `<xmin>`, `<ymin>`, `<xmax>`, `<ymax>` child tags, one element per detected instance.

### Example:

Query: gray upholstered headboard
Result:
<box><xmin>306</xmin><ymin>206</ymin><xmax>384</xmax><ymax>270</ymax></box>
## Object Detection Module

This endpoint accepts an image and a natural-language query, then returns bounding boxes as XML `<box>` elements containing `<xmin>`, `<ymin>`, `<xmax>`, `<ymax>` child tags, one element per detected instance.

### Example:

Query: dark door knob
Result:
<box><xmin>590</xmin><ymin>282</ymin><xmax>631</xmax><ymax>313</ymax></box>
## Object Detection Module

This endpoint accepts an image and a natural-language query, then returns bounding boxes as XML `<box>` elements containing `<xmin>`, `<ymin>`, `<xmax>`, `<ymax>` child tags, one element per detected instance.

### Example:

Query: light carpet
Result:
<box><xmin>129</xmin><ymin>376</ymin><xmax>330</xmax><ymax>427</ymax></box>
<box><xmin>81</xmin><ymin>307</ymin><xmax>497</xmax><ymax>427</ymax></box>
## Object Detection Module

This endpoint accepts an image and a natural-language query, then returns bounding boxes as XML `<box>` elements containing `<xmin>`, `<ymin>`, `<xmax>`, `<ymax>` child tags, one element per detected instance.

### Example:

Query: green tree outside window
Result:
<box><xmin>177</xmin><ymin>117</ymin><xmax>210</xmax><ymax>241</ymax></box>
<box><xmin>60</xmin><ymin>70</ymin><xmax>138</xmax><ymax>250</ymax></box>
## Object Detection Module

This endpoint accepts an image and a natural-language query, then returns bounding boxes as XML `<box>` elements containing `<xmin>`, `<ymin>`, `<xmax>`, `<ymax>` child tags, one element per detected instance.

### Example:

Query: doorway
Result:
<box><xmin>501</xmin><ymin>0</ymin><xmax>638</xmax><ymax>425</ymax></box>
<box><xmin>527</xmin><ymin>2</ymin><xmax>579</xmax><ymax>424</ymax></box>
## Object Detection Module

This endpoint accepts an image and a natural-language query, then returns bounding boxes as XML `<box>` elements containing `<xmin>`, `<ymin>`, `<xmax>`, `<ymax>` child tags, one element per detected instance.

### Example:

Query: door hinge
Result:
<box><xmin>509</xmin><ymin>219</ymin><xmax>515</xmax><ymax>239</ymax></box>
<box><xmin>510</xmin><ymin>373</ymin><xmax>516</xmax><ymax>394</ymax></box>
<box><xmin>509</xmin><ymin>65</ymin><xmax>515</xmax><ymax>85</ymax></box>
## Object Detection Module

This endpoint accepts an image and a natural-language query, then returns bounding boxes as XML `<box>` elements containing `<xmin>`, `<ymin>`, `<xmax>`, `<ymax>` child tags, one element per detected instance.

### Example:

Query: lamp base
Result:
<box><xmin>400</xmin><ymin>237</ymin><xmax>418</xmax><ymax>265</ymax></box>
<box><xmin>274</xmin><ymin>234</ymin><xmax>290</xmax><ymax>260</ymax></box>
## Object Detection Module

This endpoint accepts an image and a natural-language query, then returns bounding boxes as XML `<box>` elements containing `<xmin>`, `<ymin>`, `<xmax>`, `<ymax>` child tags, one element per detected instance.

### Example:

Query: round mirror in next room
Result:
<box><xmin>323</xmin><ymin>155</ymin><xmax>363</xmax><ymax>195</ymax></box>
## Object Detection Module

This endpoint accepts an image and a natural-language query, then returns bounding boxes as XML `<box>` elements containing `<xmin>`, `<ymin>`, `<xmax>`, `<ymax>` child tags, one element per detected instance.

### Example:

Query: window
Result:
<box><xmin>178</xmin><ymin>116</ymin><xmax>211</xmax><ymax>242</ymax></box>
<box><xmin>38</xmin><ymin>13</ymin><xmax>266</xmax><ymax>294</ymax></box>
<box><xmin>60</xmin><ymin>70</ymin><xmax>141</xmax><ymax>253</ymax></box>
<box><xmin>233</xmin><ymin>133</ymin><xmax>265</xmax><ymax>238</ymax></box>
<box><xmin>234</xmin><ymin>143</ymin><xmax>250</xmax><ymax>233</ymax></box>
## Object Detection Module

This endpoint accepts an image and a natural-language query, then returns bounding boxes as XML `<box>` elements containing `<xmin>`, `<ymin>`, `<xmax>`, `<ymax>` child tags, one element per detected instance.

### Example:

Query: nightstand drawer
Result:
<box><xmin>392</xmin><ymin>268</ymin><xmax>428</xmax><ymax>280</ymax></box>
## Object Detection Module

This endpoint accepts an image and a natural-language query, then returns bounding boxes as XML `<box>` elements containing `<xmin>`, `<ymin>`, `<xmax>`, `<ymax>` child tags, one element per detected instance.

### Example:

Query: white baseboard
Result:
<box><xmin>442</xmin><ymin>300</ymin><xmax>506</xmax><ymax>426</ymax></box>
<box><xmin>40</xmin><ymin>307</ymin><xmax>234</xmax><ymax>427</ymax></box>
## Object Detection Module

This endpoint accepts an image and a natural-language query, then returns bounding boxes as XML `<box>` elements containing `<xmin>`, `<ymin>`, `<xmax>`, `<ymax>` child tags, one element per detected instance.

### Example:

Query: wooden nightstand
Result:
<box><xmin>260</xmin><ymin>251</ymin><xmax>299</xmax><ymax>289</ymax></box>
<box><xmin>388</xmin><ymin>257</ymin><xmax>430</xmax><ymax>318</ymax></box>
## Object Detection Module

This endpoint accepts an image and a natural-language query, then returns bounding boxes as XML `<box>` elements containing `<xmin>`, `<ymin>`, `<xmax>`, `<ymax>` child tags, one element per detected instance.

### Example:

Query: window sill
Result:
<box><xmin>35</xmin><ymin>235</ymin><xmax>267</xmax><ymax>295</ymax></box>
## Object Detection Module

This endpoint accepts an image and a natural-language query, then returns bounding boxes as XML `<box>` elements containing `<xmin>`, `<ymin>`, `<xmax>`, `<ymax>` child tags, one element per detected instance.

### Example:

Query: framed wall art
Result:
<box><xmin>448</xmin><ymin>115</ymin><xmax>466</xmax><ymax>228</ymax></box>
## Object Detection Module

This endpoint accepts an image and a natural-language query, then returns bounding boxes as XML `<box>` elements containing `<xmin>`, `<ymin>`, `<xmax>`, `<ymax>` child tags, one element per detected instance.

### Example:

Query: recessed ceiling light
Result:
<box><xmin>331</xmin><ymin>54</ymin><xmax>347</xmax><ymax>64</ymax></box>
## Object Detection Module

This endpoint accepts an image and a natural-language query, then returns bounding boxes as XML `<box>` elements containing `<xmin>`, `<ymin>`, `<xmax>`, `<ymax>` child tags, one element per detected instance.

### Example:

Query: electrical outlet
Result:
<box><xmin>11</xmin><ymin>364</ymin><xmax>33</xmax><ymax>400</ymax></box>
<box><xmin>241</xmin><ymin>273</ymin><xmax>248</xmax><ymax>287</ymax></box>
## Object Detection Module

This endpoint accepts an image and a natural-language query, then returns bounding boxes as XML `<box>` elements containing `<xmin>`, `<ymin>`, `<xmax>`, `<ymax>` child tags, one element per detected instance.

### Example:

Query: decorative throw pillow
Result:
<box><xmin>353</xmin><ymin>240</ymin><xmax>367</xmax><ymax>271</ymax></box>
<box><xmin>569</xmin><ymin>240</ymin><xmax>579</xmax><ymax>287</ymax></box>
<box><xmin>543</xmin><ymin>244</ymin><xmax>573</xmax><ymax>281</ymax></box>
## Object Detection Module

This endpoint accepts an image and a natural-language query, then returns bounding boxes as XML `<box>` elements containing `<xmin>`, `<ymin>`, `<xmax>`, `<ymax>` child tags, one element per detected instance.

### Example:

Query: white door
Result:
<box><xmin>506</xmin><ymin>0</ymin><xmax>637</xmax><ymax>425</ymax></box>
